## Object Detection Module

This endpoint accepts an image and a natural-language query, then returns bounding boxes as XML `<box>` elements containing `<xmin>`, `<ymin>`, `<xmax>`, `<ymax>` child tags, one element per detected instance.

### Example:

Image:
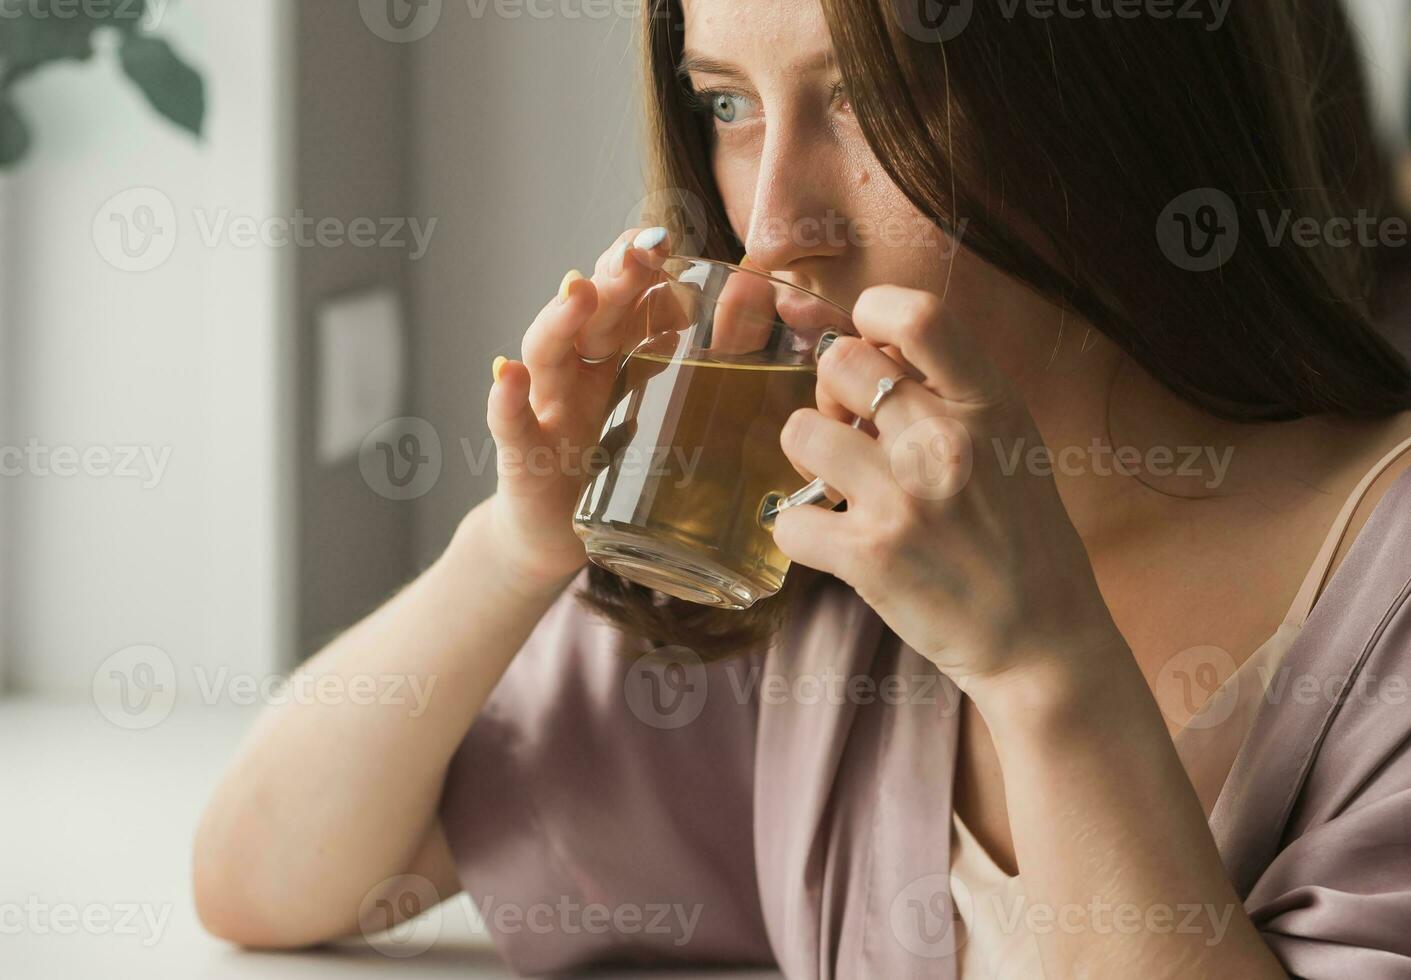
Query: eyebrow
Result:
<box><xmin>675</xmin><ymin>48</ymin><xmax>838</xmax><ymax>84</ymax></box>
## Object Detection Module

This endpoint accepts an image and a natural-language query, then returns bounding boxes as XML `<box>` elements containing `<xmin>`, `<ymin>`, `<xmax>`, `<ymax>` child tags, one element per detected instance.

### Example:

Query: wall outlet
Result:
<box><xmin>316</xmin><ymin>287</ymin><xmax>406</xmax><ymax>466</ymax></box>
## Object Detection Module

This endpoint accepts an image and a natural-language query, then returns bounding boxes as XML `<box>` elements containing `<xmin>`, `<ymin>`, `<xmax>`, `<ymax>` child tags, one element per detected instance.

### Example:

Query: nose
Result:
<box><xmin>741</xmin><ymin>119</ymin><xmax>848</xmax><ymax>273</ymax></box>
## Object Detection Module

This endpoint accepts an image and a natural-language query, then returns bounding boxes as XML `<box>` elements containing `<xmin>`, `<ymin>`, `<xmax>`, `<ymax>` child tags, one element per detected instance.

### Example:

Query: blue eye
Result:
<box><xmin>709</xmin><ymin>91</ymin><xmax>744</xmax><ymax>123</ymax></box>
<box><xmin>688</xmin><ymin>87</ymin><xmax>751</xmax><ymax>126</ymax></box>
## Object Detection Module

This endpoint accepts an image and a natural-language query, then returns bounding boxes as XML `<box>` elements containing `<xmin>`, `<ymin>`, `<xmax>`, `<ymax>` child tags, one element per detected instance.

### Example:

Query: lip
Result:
<box><xmin>774</xmin><ymin>290</ymin><xmax>851</xmax><ymax>333</ymax></box>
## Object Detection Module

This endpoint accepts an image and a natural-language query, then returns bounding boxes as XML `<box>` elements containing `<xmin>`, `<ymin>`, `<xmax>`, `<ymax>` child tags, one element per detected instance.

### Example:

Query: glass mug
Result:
<box><xmin>572</xmin><ymin>255</ymin><xmax>861</xmax><ymax>609</ymax></box>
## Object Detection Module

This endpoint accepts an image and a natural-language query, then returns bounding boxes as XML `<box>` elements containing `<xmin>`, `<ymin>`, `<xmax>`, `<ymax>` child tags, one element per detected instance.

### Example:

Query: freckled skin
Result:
<box><xmin>678</xmin><ymin>0</ymin><xmax>1089</xmax><ymax>410</ymax></box>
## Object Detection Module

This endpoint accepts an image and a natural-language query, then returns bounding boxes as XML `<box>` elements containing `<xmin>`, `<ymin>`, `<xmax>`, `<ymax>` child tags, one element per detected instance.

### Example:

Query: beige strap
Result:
<box><xmin>1285</xmin><ymin>432</ymin><xmax>1411</xmax><ymax>626</ymax></box>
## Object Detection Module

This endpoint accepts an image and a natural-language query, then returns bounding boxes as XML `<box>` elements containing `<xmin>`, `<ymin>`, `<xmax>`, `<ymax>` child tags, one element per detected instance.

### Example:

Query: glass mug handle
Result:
<box><xmin>757</xmin><ymin>330</ymin><xmax>864</xmax><ymax>530</ymax></box>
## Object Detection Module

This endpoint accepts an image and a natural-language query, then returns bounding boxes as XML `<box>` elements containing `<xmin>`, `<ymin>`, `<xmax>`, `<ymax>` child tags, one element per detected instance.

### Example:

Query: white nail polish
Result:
<box><xmin>632</xmin><ymin>226</ymin><xmax>668</xmax><ymax>251</ymax></box>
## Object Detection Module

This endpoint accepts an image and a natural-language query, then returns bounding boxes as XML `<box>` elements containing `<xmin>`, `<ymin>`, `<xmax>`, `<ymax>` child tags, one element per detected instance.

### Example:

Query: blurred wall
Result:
<box><xmin>286</xmin><ymin>0</ymin><xmax>651</xmax><ymax>653</ymax></box>
<box><xmin>1345</xmin><ymin>0</ymin><xmax>1411</xmax><ymax>151</ymax></box>
<box><xmin>0</xmin><ymin>2</ymin><xmax>295</xmax><ymax>692</ymax></box>
<box><xmin>291</xmin><ymin>2</ymin><xmax>416</xmax><ymax>657</ymax></box>
<box><xmin>0</xmin><ymin>0</ymin><xmax>651</xmax><ymax>689</ymax></box>
<box><xmin>406</xmin><ymin>1</ymin><xmax>647</xmax><ymax>567</ymax></box>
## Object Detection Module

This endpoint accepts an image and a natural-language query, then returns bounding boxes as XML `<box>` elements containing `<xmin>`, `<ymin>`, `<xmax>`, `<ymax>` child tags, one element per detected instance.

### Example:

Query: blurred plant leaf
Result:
<box><xmin>0</xmin><ymin>100</ymin><xmax>31</xmax><ymax>165</ymax></box>
<box><xmin>0</xmin><ymin>0</ymin><xmax>201</xmax><ymax>167</ymax></box>
<box><xmin>118</xmin><ymin>34</ymin><xmax>203</xmax><ymax>137</ymax></box>
<box><xmin>0</xmin><ymin>1</ymin><xmax>100</xmax><ymax>76</ymax></box>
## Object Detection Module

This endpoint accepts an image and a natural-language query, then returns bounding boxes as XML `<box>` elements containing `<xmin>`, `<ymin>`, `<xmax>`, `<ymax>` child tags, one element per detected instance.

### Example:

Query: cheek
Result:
<box><xmin>857</xmin><ymin>185</ymin><xmax>958</xmax><ymax>291</ymax></box>
<box><xmin>712</xmin><ymin>156</ymin><xmax>758</xmax><ymax>242</ymax></box>
<box><xmin>851</xmin><ymin>182</ymin><xmax>1034</xmax><ymax>374</ymax></box>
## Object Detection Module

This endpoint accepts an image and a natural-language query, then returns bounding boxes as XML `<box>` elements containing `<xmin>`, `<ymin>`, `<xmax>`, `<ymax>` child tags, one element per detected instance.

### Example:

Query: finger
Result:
<box><xmin>851</xmin><ymin>285</ymin><xmax>1006</xmax><ymax>407</ymax></box>
<box><xmin>779</xmin><ymin>454</ymin><xmax>847</xmax><ymax>505</ymax></box>
<box><xmin>770</xmin><ymin>498</ymin><xmax>849</xmax><ymax>575</ymax></box>
<box><xmin>709</xmin><ymin>267</ymin><xmax>778</xmax><ymax>355</ymax></box>
<box><xmin>579</xmin><ymin>227</ymin><xmax>674</xmax><ymax>359</ymax></box>
<box><xmin>520</xmin><ymin>271</ymin><xmax>602</xmax><ymax>411</ymax></box>
<box><xmin>815</xmin><ymin>333</ymin><xmax>932</xmax><ymax>440</ymax></box>
<box><xmin>636</xmin><ymin>277</ymin><xmax>693</xmax><ymax>355</ymax></box>
<box><xmin>815</xmin><ymin>381</ymin><xmax>853</xmax><ymax>425</ymax></box>
<box><xmin>486</xmin><ymin>357</ymin><xmax>543</xmax><ymax>461</ymax></box>
<box><xmin>778</xmin><ymin>408</ymin><xmax>892</xmax><ymax>504</ymax></box>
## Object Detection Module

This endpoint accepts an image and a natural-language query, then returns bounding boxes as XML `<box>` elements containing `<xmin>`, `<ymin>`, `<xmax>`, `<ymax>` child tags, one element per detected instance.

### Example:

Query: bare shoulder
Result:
<box><xmin>1325</xmin><ymin>411</ymin><xmax>1411</xmax><ymax>583</ymax></box>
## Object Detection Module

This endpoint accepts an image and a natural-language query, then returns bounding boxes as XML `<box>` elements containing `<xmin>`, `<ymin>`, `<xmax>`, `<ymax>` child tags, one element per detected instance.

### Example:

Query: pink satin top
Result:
<box><xmin>439</xmin><ymin>440</ymin><xmax>1411</xmax><ymax>978</ymax></box>
<box><xmin>950</xmin><ymin>433</ymin><xmax>1411</xmax><ymax>977</ymax></box>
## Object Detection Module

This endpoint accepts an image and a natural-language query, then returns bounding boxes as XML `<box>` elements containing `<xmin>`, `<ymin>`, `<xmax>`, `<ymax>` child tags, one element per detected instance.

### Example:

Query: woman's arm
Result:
<box><xmin>191</xmin><ymin>495</ymin><xmax>579</xmax><ymax>949</ymax></box>
<box><xmin>772</xmin><ymin>283</ymin><xmax>1292</xmax><ymax>976</ymax></box>
<box><xmin>974</xmin><ymin>654</ymin><xmax>1287</xmax><ymax>977</ymax></box>
<box><xmin>192</xmin><ymin>228</ymin><xmax>674</xmax><ymax>950</ymax></box>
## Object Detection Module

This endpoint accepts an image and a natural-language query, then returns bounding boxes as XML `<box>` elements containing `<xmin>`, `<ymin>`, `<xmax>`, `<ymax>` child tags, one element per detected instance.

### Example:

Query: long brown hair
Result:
<box><xmin>576</xmin><ymin>0</ymin><xmax>1411</xmax><ymax>659</ymax></box>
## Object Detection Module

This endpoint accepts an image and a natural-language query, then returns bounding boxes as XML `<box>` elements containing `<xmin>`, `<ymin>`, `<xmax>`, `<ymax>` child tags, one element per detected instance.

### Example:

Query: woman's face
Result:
<box><xmin>678</xmin><ymin>0</ymin><xmax>1078</xmax><ymax>390</ymax></box>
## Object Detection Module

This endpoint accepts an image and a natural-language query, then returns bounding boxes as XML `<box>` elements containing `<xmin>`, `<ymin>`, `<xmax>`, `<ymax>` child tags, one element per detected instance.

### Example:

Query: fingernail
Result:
<box><xmin>739</xmin><ymin>253</ymin><xmax>753</xmax><ymax>267</ymax></box>
<box><xmin>492</xmin><ymin>355</ymin><xmax>508</xmax><ymax>382</ymax></box>
<box><xmin>557</xmin><ymin>269</ymin><xmax>584</xmax><ymax>304</ymax></box>
<box><xmin>632</xmin><ymin>226</ymin><xmax>668</xmax><ymax>251</ymax></box>
<box><xmin>815</xmin><ymin>330</ymin><xmax>840</xmax><ymax>361</ymax></box>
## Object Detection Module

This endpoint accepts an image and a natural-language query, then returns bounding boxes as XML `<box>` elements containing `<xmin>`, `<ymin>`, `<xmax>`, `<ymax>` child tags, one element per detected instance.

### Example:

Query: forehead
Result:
<box><xmin>678</xmin><ymin>0</ymin><xmax>833</xmax><ymax>72</ymax></box>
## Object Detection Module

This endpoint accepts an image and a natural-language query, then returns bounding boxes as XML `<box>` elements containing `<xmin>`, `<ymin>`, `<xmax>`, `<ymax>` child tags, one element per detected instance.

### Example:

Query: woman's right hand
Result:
<box><xmin>483</xmin><ymin>226</ymin><xmax>673</xmax><ymax>591</ymax></box>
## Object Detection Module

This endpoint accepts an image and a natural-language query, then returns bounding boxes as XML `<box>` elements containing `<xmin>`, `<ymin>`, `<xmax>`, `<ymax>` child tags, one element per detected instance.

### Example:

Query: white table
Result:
<box><xmin>0</xmin><ymin>699</ymin><xmax>782</xmax><ymax>979</ymax></box>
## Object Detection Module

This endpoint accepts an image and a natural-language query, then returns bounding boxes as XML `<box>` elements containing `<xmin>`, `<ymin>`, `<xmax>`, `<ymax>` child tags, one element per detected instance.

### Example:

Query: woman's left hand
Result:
<box><xmin>772</xmin><ymin>284</ymin><xmax>1127</xmax><ymax>697</ymax></box>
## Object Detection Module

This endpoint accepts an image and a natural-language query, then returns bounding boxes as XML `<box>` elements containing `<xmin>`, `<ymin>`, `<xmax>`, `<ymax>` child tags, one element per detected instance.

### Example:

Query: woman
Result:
<box><xmin>193</xmin><ymin>0</ymin><xmax>1411</xmax><ymax>976</ymax></box>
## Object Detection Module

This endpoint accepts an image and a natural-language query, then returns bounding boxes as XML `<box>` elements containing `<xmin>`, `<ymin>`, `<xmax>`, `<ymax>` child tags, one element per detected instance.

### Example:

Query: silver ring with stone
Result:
<box><xmin>869</xmin><ymin>373</ymin><xmax>908</xmax><ymax>417</ymax></box>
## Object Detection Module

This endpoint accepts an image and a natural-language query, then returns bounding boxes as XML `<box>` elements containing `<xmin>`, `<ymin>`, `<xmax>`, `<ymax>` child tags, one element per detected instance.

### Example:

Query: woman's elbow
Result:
<box><xmin>190</xmin><ymin>809</ymin><xmax>335</xmax><ymax>950</ymax></box>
